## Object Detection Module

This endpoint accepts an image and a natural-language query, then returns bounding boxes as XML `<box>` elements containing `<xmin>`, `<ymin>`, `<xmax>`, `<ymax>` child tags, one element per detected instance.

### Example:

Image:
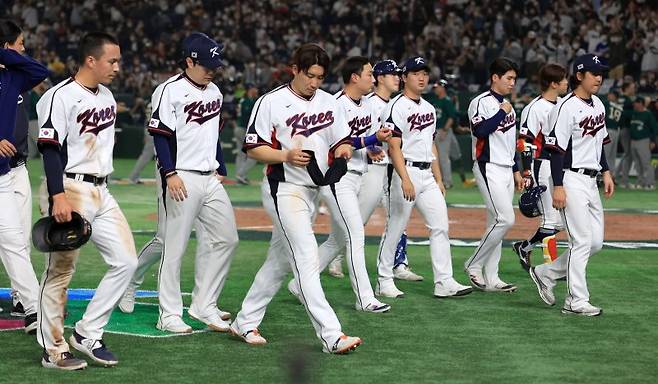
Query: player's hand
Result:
<box><xmin>401</xmin><ymin>178</ymin><xmax>415</xmax><ymax>201</ymax></box>
<box><xmin>284</xmin><ymin>148</ymin><xmax>311</xmax><ymax>167</ymax></box>
<box><xmin>375</xmin><ymin>127</ymin><xmax>392</xmax><ymax>142</ymax></box>
<box><xmin>500</xmin><ymin>101</ymin><xmax>513</xmax><ymax>114</ymax></box>
<box><xmin>51</xmin><ymin>193</ymin><xmax>73</xmax><ymax>223</ymax></box>
<box><xmin>166</xmin><ymin>174</ymin><xmax>188</xmax><ymax>202</ymax></box>
<box><xmin>522</xmin><ymin>171</ymin><xmax>534</xmax><ymax>189</ymax></box>
<box><xmin>367</xmin><ymin>147</ymin><xmax>385</xmax><ymax>162</ymax></box>
<box><xmin>513</xmin><ymin>171</ymin><xmax>524</xmax><ymax>192</ymax></box>
<box><xmin>334</xmin><ymin>144</ymin><xmax>352</xmax><ymax>160</ymax></box>
<box><xmin>0</xmin><ymin>139</ymin><xmax>17</xmax><ymax>157</ymax></box>
<box><xmin>216</xmin><ymin>172</ymin><xmax>225</xmax><ymax>183</ymax></box>
<box><xmin>552</xmin><ymin>186</ymin><xmax>566</xmax><ymax>209</ymax></box>
<box><xmin>436</xmin><ymin>178</ymin><xmax>446</xmax><ymax>196</ymax></box>
<box><xmin>602</xmin><ymin>171</ymin><xmax>615</xmax><ymax>198</ymax></box>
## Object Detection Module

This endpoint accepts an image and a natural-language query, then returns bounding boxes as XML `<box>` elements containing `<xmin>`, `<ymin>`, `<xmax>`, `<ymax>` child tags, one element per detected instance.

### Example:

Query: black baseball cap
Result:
<box><xmin>573</xmin><ymin>54</ymin><xmax>609</xmax><ymax>74</ymax></box>
<box><xmin>182</xmin><ymin>32</ymin><xmax>226</xmax><ymax>69</ymax></box>
<box><xmin>402</xmin><ymin>56</ymin><xmax>430</xmax><ymax>74</ymax></box>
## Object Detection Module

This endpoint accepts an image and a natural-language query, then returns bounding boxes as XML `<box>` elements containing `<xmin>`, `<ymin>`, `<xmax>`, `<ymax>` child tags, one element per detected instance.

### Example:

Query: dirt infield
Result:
<box><xmin>232</xmin><ymin>207</ymin><xmax>658</xmax><ymax>241</ymax></box>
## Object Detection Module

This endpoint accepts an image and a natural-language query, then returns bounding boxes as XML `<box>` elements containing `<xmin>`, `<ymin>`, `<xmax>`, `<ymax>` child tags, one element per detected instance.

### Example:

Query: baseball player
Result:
<box><xmin>530</xmin><ymin>53</ymin><xmax>614</xmax><ymax>316</ymax></box>
<box><xmin>148</xmin><ymin>33</ymin><xmax>238</xmax><ymax>333</ymax></box>
<box><xmin>117</xmin><ymin>33</ymin><xmax>232</xmax><ymax>324</ymax></box>
<box><xmin>513</xmin><ymin>63</ymin><xmax>569</xmax><ymax>270</ymax></box>
<box><xmin>375</xmin><ymin>56</ymin><xmax>472</xmax><ymax>299</ymax></box>
<box><xmin>464</xmin><ymin>57</ymin><xmax>524</xmax><ymax>292</ymax></box>
<box><xmin>234</xmin><ymin>84</ymin><xmax>259</xmax><ymax>184</ymax></box>
<box><xmin>601</xmin><ymin>90</ymin><xmax>623</xmax><ymax>179</ymax></box>
<box><xmin>0</xmin><ymin>19</ymin><xmax>47</xmax><ymax>333</ymax></box>
<box><xmin>288</xmin><ymin>56</ymin><xmax>392</xmax><ymax>313</ymax></box>
<box><xmin>36</xmin><ymin>32</ymin><xmax>137</xmax><ymax>370</ymax></box>
<box><xmin>231</xmin><ymin>43</ymin><xmax>362</xmax><ymax>354</ymax></box>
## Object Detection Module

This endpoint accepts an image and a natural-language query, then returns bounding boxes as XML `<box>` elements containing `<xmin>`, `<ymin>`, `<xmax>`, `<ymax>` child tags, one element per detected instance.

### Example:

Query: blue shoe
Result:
<box><xmin>69</xmin><ymin>330</ymin><xmax>118</xmax><ymax>367</ymax></box>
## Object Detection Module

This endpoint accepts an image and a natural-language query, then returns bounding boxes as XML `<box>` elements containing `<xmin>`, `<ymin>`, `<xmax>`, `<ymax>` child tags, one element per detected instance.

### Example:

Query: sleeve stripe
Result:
<box><xmin>549</xmin><ymin>93</ymin><xmax>576</xmax><ymax>133</ymax></box>
<box><xmin>42</xmin><ymin>78</ymin><xmax>75</xmax><ymax>130</ymax></box>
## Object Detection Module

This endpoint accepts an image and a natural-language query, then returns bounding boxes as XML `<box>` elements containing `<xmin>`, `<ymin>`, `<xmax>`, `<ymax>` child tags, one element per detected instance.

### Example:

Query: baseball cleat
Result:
<box><xmin>229</xmin><ymin>322</ymin><xmax>267</xmax><ymax>345</ymax></box>
<box><xmin>118</xmin><ymin>286</ymin><xmax>136</xmax><ymax>314</ymax></box>
<box><xmin>41</xmin><ymin>351</ymin><xmax>87</xmax><ymax>371</ymax></box>
<box><xmin>375</xmin><ymin>284</ymin><xmax>405</xmax><ymax>298</ymax></box>
<box><xmin>356</xmin><ymin>300</ymin><xmax>391</xmax><ymax>313</ymax></box>
<box><xmin>485</xmin><ymin>279</ymin><xmax>517</xmax><ymax>293</ymax></box>
<box><xmin>188</xmin><ymin>308</ymin><xmax>230</xmax><ymax>332</ymax></box>
<box><xmin>157</xmin><ymin>316</ymin><xmax>193</xmax><ymax>334</ymax></box>
<box><xmin>393</xmin><ymin>265</ymin><xmax>424</xmax><ymax>281</ymax></box>
<box><xmin>466</xmin><ymin>269</ymin><xmax>487</xmax><ymax>290</ymax></box>
<box><xmin>235</xmin><ymin>176</ymin><xmax>250</xmax><ymax>185</ymax></box>
<box><xmin>24</xmin><ymin>313</ymin><xmax>37</xmax><ymax>334</ymax></box>
<box><xmin>561</xmin><ymin>302</ymin><xmax>602</xmax><ymax>317</ymax></box>
<box><xmin>11</xmin><ymin>291</ymin><xmax>25</xmax><ymax>317</ymax></box>
<box><xmin>512</xmin><ymin>241</ymin><xmax>532</xmax><ymax>271</ymax></box>
<box><xmin>529</xmin><ymin>267</ymin><xmax>555</xmax><ymax>306</ymax></box>
<box><xmin>434</xmin><ymin>278</ymin><xmax>473</xmax><ymax>298</ymax></box>
<box><xmin>323</xmin><ymin>335</ymin><xmax>362</xmax><ymax>354</ymax></box>
<box><xmin>217</xmin><ymin>308</ymin><xmax>232</xmax><ymax>321</ymax></box>
<box><xmin>327</xmin><ymin>257</ymin><xmax>344</xmax><ymax>278</ymax></box>
<box><xmin>69</xmin><ymin>330</ymin><xmax>118</xmax><ymax>366</ymax></box>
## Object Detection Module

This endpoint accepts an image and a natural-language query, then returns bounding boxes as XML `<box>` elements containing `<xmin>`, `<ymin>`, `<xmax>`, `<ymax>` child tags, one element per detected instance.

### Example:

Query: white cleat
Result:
<box><xmin>156</xmin><ymin>316</ymin><xmax>193</xmax><ymax>334</ymax></box>
<box><xmin>434</xmin><ymin>278</ymin><xmax>473</xmax><ymax>298</ymax></box>
<box><xmin>466</xmin><ymin>269</ymin><xmax>487</xmax><ymax>290</ymax></box>
<box><xmin>561</xmin><ymin>302</ymin><xmax>602</xmax><ymax>317</ymax></box>
<box><xmin>356</xmin><ymin>300</ymin><xmax>391</xmax><ymax>313</ymax></box>
<box><xmin>188</xmin><ymin>308</ymin><xmax>231</xmax><ymax>332</ymax></box>
<box><xmin>529</xmin><ymin>267</ymin><xmax>555</xmax><ymax>306</ymax></box>
<box><xmin>484</xmin><ymin>278</ymin><xmax>518</xmax><ymax>293</ymax></box>
<box><xmin>229</xmin><ymin>322</ymin><xmax>267</xmax><ymax>345</ymax></box>
<box><xmin>393</xmin><ymin>265</ymin><xmax>424</xmax><ymax>281</ymax></box>
<box><xmin>322</xmin><ymin>335</ymin><xmax>362</xmax><ymax>354</ymax></box>
<box><xmin>118</xmin><ymin>286</ymin><xmax>136</xmax><ymax>314</ymax></box>
<box><xmin>375</xmin><ymin>283</ymin><xmax>405</xmax><ymax>298</ymax></box>
<box><xmin>217</xmin><ymin>308</ymin><xmax>232</xmax><ymax>321</ymax></box>
<box><xmin>327</xmin><ymin>257</ymin><xmax>344</xmax><ymax>278</ymax></box>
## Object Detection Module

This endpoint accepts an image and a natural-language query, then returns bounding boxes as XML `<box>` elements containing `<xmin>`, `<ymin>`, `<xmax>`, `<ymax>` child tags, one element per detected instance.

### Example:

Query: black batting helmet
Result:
<box><xmin>518</xmin><ymin>185</ymin><xmax>547</xmax><ymax>218</ymax></box>
<box><xmin>32</xmin><ymin>212</ymin><xmax>92</xmax><ymax>253</ymax></box>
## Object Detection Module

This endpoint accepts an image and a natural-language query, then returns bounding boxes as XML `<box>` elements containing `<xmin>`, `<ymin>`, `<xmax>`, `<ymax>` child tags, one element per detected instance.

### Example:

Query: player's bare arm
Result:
<box><xmin>388</xmin><ymin>137</ymin><xmax>415</xmax><ymax>201</ymax></box>
<box><xmin>513</xmin><ymin>170</ymin><xmax>524</xmax><ymax>192</ymax></box>
<box><xmin>431</xmin><ymin>143</ymin><xmax>446</xmax><ymax>196</ymax></box>
<box><xmin>602</xmin><ymin>171</ymin><xmax>614</xmax><ymax>198</ymax></box>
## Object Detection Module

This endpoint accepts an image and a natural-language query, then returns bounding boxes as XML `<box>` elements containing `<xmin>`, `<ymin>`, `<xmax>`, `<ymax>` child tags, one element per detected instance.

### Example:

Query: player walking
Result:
<box><xmin>36</xmin><ymin>32</ymin><xmax>137</xmax><ymax>370</ymax></box>
<box><xmin>464</xmin><ymin>57</ymin><xmax>524</xmax><ymax>292</ymax></box>
<box><xmin>148</xmin><ymin>33</ymin><xmax>238</xmax><ymax>333</ymax></box>
<box><xmin>530</xmin><ymin>54</ymin><xmax>614</xmax><ymax>316</ymax></box>
<box><xmin>231</xmin><ymin>43</ymin><xmax>362</xmax><ymax>354</ymax></box>
<box><xmin>375</xmin><ymin>56</ymin><xmax>472</xmax><ymax>299</ymax></box>
<box><xmin>513</xmin><ymin>63</ymin><xmax>569</xmax><ymax>270</ymax></box>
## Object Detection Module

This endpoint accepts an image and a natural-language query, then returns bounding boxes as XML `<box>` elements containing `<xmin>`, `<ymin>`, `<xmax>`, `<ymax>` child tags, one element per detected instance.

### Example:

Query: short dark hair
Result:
<box><xmin>0</xmin><ymin>19</ymin><xmax>22</xmax><ymax>46</ymax></box>
<box><xmin>341</xmin><ymin>56</ymin><xmax>370</xmax><ymax>84</ymax></box>
<box><xmin>539</xmin><ymin>63</ymin><xmax>567</xmax><ymax>91</ymax></box>
<box><xmin>78</xmin><ymin>31</ymin><xmax>119</xmax><ymax>64</ymax></box>
<box><xmin>290</xmin><ymin>43</ymin><xmax>330</xmax><ymax>74</ymax></box>
<box><xmin>489</xmin><ymin>57</ymin><xmax>519</xmax><ymax>81</ymax></box>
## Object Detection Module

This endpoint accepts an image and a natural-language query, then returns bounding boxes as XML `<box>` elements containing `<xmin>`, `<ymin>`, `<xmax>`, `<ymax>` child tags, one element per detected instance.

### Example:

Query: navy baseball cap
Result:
<box><xmin>373</xmin><ymin>60</ymin><xmax>402</xmax><ymax>77</ymax></box>
<box><xmin>183</xmin><ymin>32</ymin><xmax>226</xmax><ymax>69</ymax></box>
<box><xmin>402</xmin><ymin>56</ymin><xmax>430</xmax><ymax>74</ymax></box>
<box><xmin>573</xmin><ymin>54</ymin><xmax>609</xmax><ymax>74</ymax></box>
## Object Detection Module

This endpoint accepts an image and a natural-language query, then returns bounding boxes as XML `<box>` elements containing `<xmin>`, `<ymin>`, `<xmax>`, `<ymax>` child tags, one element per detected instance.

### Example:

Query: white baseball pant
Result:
<box><xmin>158</xmin><ymin>171</ymin><xmax>238</xmax><ymax>321</ymax></box>
<box><xmin>37</xmin><ymin>178</ymin><xmax>137</xmax><ymax>355</ymax></box>
<box><xmin>376</xmin><ymin>165</ymin><xmax>454</xmax><ymax>289</ymax></box>
<box><xmin>534</xmin><ymin>159</ymin><xmax>562</xmax><ymax>230</ymax></box>
<box><xmin>464</xmin><ymin>162</ymin><xmax>515</xmax><ymax>284</ymax></box>
<box><xmin>535</xmin><ymin>170</ymin><xmax>604</xmax><ymax>308</ymax></box>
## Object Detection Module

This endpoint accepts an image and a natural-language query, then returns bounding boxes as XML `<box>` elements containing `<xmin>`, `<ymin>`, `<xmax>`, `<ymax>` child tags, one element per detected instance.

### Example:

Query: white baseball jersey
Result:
<box><xmin>148</xmin><ymin>73</ymin><xmax>223</xmax><ymax>172</ymax></box>
<box><xmin>36</xmin><ymin>78</ymin><xmax>116</xmax><ymax>176</ymax></box>
<box><xmin>334</xmin><ymin>90</ymin><xmax>377</xmax><ymax>173</ymax></box>
<box><xmin>382</xmin><ymin>94</ymin><xmax>437</xmax><ymax>163</ymax></box>
<box><xmin>468</xmin><ymin>91</ymin><xmax>516</xmax><ymax>166</ymax></box>
<box><xmin>545</xmin><ymin>93</ymin><xmax>610</xmax><ymax>170</ymax></box>
<box><xmin>244</xmin><ymin>84</ymin><xmax>351</xmax><ymax>187</ymax></box>
<box><xmin>365</xmin><ymin>93</ymin><xmax>390</xmax><ymax>164</ymax></box>
<box><xmin>519</xmin><ymin>95</ymin><xmax>558</xmax><ymax>159</ymax></box>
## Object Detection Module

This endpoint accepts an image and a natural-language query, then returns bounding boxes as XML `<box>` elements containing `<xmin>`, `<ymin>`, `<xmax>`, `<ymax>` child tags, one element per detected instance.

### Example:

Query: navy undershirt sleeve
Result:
<box><xmin>599</xmin><ymin>145</ymin><xmax>609</xmax><ymax>172</ymax></box>
<box><xmin>472</xmin><ymin>109</ymin><xmax>506</xmax><ymax>138</ymax></box>
<box><xmin>550</xmin><ymin>150</ymin><xmax>565</xmax><ymax>186</ymax></box>
<box><xmin>153</xmin><ymin>134</ymin><xmax>175</xmax><ymax>174</ymax></box>
<box><xmin>41</xmin><ymin>146</ymin><xmax>65</xmax><ymax>195</ymax></box>
<box><xmin>216</xmin><ymin>139</ymin><xmax>227</xmax><ymax>176</ymax></box>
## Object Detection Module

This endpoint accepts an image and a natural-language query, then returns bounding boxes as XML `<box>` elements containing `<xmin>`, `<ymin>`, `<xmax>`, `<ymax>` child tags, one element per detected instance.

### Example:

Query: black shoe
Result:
<box><xmin>512</xmin><ymin>241</ymin><xmax>531</xmax><ymax>271</ymax></box>
<box><xmin>11</xmin><ymin>300</ymin><xmax>25</xmax><ymax>317</ymax></box>
<box><xmin>24</xmin><ymin>313</ymin><xmax>37</xmax><ymax>335</ymax></box>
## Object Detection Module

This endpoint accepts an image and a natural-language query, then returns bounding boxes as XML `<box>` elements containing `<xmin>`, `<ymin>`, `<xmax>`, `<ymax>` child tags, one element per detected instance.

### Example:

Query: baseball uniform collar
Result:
<box><xmin>489</xmin><ymin>89</ymin><xmax>504</xmax><ymax>102</ymax></box>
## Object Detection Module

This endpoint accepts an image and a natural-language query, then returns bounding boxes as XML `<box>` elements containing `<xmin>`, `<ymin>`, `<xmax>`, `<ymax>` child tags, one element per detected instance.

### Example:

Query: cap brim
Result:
<box><xmin>404</xmin><ymin>65</ymin><xmax>430</xmax><ymax>74</ymax></box>
<box><xmin>198</xmin><ymin>58</ymin><xmax>226</xmax><ymax>70</ymax></box>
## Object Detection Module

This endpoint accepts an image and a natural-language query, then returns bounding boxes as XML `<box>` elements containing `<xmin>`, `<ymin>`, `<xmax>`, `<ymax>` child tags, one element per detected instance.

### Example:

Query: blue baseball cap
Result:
<box><xmin>182</xmin><ymin>32</ymin><xmax>226</xmax><ymax>69</ymax></box>
<box><xmin>401</xmin><ymin>56</ymin><xmax>430</xmax><ymax>74</ymax></box>
<box><xmin>573</xmin><ymin>54</ymin><xmax>609</xmax><ymax>74</ymax></box>
<box><xmin>373</xmin><ymin>60</ymin><xmax>402</xmax><ymax>77</ymax></box>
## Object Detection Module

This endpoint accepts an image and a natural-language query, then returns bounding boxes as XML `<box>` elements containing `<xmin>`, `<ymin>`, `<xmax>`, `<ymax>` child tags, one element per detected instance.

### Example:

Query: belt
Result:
<box><xmin>568</xmin><ymin>168</ymin><xmax>599</xmax><ymax>177</ymax></box>
<box><xmin>66</xmin><ymin>173</ymin><xmax>107</xmax><ymax>185</ymax></box>
<box><xmin>405</xmin><ymin>160</ymin><xmax>431</xmax><ymax>170</ymax></box>
<box><xmin>348</xmin><ymin>170</ymin><xmax>363</xmax><ymax>176</ymax></box>
<box><xmin>10</xmin><ymin>157</ymin><xmax>27</xmax><ymax>168</ymax></box>
<box><xmin>179</xmin><ymin>169</ymin><xmax>214</xmax><ymax>176</ymax></box>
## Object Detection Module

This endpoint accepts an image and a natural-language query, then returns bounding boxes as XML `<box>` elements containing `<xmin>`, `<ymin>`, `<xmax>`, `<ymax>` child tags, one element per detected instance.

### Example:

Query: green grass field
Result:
<box><xmin>1</xmin><ymin>159</ymin><xmax>657</xmax><ymax>383</ymax></box>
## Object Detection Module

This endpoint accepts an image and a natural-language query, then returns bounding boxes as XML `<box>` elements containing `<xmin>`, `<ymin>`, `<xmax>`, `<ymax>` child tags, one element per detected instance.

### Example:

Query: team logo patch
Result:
<box><xmin>245</xmin><ymin>133</ymin><xmax>257</xmax><ymax>144</ymax></box>
<box><xmin>39</xmin><ymin>128</ymin><xmax>55</xmax><ymax>139</ymax></box>
<box><xmin>471</xmin><ymin>116</ymin><xmax>483</xmax><ymax>125</ymax></box>
<box><xmin>545</xmin><ymin>137</ymin><xmax>556</xmax><ymax>145</ymax></box>
<box><xmin>149</xmin><ymin>118</ymin><xmax>160</xmax><ymax>128</ymax></box>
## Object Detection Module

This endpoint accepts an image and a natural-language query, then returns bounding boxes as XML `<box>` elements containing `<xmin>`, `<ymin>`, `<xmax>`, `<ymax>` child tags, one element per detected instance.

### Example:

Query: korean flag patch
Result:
<box><xmin>245</xmin><ymin>133</ymin><xmax>257</xmax><ymax>144</ymax></box>
<box><xmin>149</xmin><ymin>118</ymin><xmax>160</xmax><ymax>129</ymax></box>
<box><xmin>519</xmin><ymin>127</ymin><xmax>528</xmax><ymax>135</ymax></box>
<box><xmin>38</xmin><ymin>128</ymin><xmax>55</xmax><ymax>139</ymax></box>
<box><xmin>471</xmin><ymin>116</ymin><xmax>483</xmax><ymax>125</ymax></box>
<box><xmin>545</xmin><ymin>137</ymin><xmax>556</xmax><ymax>146</ymax></box>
